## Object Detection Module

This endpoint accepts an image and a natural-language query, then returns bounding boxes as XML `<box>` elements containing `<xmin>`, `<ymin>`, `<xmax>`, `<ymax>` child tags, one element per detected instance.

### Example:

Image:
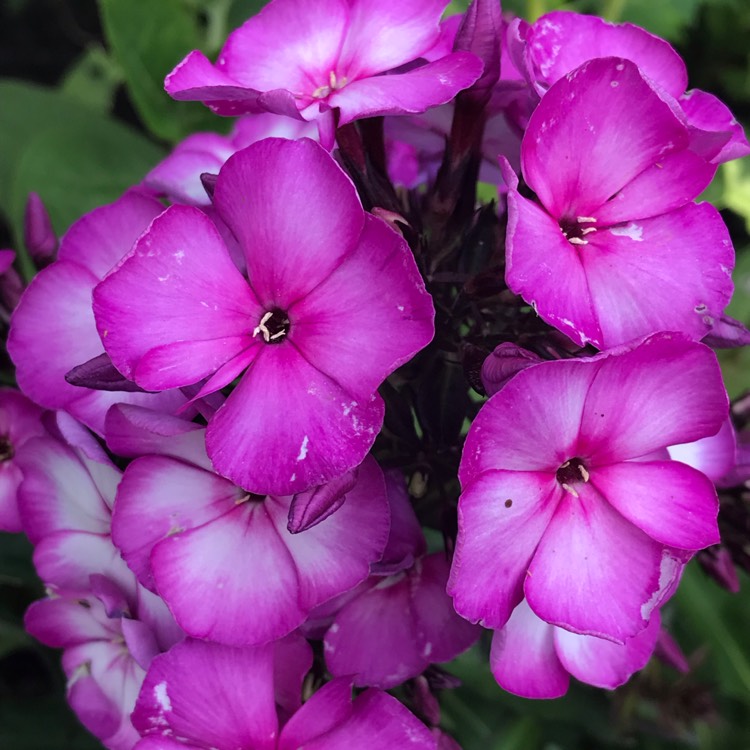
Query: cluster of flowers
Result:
<box><xmin>1</xmin><ymin>0</ymin><xmax>750</xmax><ymax>747</ymax></box>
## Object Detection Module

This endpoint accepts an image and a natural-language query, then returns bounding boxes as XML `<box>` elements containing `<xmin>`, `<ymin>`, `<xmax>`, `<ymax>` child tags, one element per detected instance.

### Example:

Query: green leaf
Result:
<box><xmin>60</xmin><ymin>45</ymin><xmax>123</xmax><ymax>114</ymax></box>
<box><xmin>673</xmin><ymin>565</ymin><xmax>750</xmax><ymax>705</ymax></box>
<box><xmin>9</xmin><ymin>124</ymin><xmax>164</xmax><ymax>246</ymax></box>
<box><xmin>98</xmin><ymin>0</ymin><xmax>222</xmax><ymax>142</ymax></box>
<box><xmin>227</xmin><ymin>0</ymin><xmax>269</xmax><ymax>29</ymax></box>
<box><xmin>0</xmin><ymin>79</ymin><xmax>163</xmax><ymax>280</ymax></box>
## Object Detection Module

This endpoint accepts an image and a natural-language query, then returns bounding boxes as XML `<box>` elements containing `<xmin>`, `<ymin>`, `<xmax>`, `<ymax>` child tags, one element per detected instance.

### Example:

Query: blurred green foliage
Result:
<box><xmin>1</xmin><ymin>0</ymin><xmax>750</xmax><ymax>748</ymax></box>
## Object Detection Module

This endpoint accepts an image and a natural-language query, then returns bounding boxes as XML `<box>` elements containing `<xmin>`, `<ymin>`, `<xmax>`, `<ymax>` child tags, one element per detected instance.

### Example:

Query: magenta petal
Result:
<box><xmin>290</xmin><ymin>214</ymin><xmax>435</xmax><ymax>398</ymax></box>
<box><xmin>505</xmin><ymin>185</ymin><xmax>602</xmax><ymax>347</ymax></box>
<box><xmin>292</xmin><ymin>687</ymin><xmax>436</xmax><ymax>750</ymax></box>
<box><xmin>336</xmin><ymin>0</ymin><xmax>445</xmax><ymax>77</ymax></box>
<box><xmin>668</xmin><ymin>417</ymin><xmax>736</xmax><ymax>484</ymax></box>
<box><xmin>0</xmin><ymin>466</ymin><xmax>23</xmax><ymax>532</ymax></box>
<box><xmin>24</xmin><ymin>597</ymin><xmax>114</xmax><ymax>648</ymax></box>
<box><xmin>58</xmin><ymin>191</ymin><xmax>164</xmax><ymax>279</ymax></box>
<box><xmin>112</xmin><ymin>456</ymin><xmax>240</xmax><ymax>591</ymax></box>
<box><xmin>145</xmin><ymin>133</ymin><xmax>233</xmax><ymax>205</ymax></box>
<box><xmin>16</xmin><ymin>437</ymin><xmax>112</xmax><ymax>544</ymax></box>
<box><xmin>490</xmin><ymin>599</ymin><xmax>569</xmax><ymax>699</ymax></box>
<box><xmin>280</xmin><ymin>680</ymin><xmax>435</xmax><ymax>750</ymax></box>
<box><xmin>135</xmin><ymin>738</ymin><xmax>203</xmax><ymax>750</ymax></box>
<box><xmin>215</xmin><ymin>138</ymin><xmax>364</xmax><ymax>308</ymax></box>
<box><xmin>459</xmin><ymin>356</ymin><xmax>595</xmax><ymax>485</ymax></box>
<box><xmin>525</xmin><ymin>483</ymin><xmax>664</xmax><ymax>642</ymax></box>
<box><xmin>218</xmin><ymin>0</ymin><xmax>346</xmax><ymax>92</ymax></box>
<box><xmin>278</xmin><ymin>678</ymin><xmax>354</xmax><ymax>750</ymax></box>
<box><xmin>449</xmin><ymin>470</ymin><xmax>560</xmax><ymax>629</ymax></box>
<box><xmin>579</xmin><ymin>335</ymin><xmax>728</xmax><ymax>464</ymax></box>
<box><xmin>522</xmin><ymin>57</ymin><xmax>688</xmax><ymax>219</ymax></box>
<box><xmin>206</xmin><ymin>344</ymin><xmax>384</xmax><ymax>495</ymax></box>
<box><xmin>165</xmin><ymin>50</ymin><xmax>266</xmax><ymax>115</ymax></box>
<box><xmin>34</xmin><ymin>531</ymin><xmax>136</xmax><ymax>594</ymax></box>
<box><xmin>325</xmin><ymin>574</ymin><xmax>424</xmax><ymax>688</ymax></box>
<box><xmin>528</xmin><ymin>12</ymin><xmax>688</xmax><ymax>97</ymax></box>
<box><xmin>151</xmin><ymin>503</ymin><xmax>304</xmax><ymax>645</ymax></box>
<box><xmin>104</xmin><ymin>404</ymin><xmax>211</xmax><ymax>469</ymax></box>
<box><xmin>68</xmin><ymin>670</ymin><xmax>122</xmax><ymax>741</ymax></box>
<box><xmin>93</xmin><ymin>205</ymin><xmax>260</xmax><ymax>386</ymax></box>
<box><xmin>135</xmin><ymin>337</ymin><xmax>260</xmax><ymax>391</ymax></box>
<box><xmin>554</xmin><ymin>611</ymin><xmax>660</xmax><ymax>689</ymax></box>
<box><xmin>9</xmin><ymin>252</ymin><xmax>186</xmax><ymax>434</ymax></box>
<box><xmin>332</xmin><ymin>53</ymin><xmax>483</xmax><ymax>126</ymax></box>
<box><xmin>267</xmin><ymin>456</ymin><xmax>390</xmax><ymax>611</ymax></box>
<box><xmin>594</xmin><ymin>150</ymin><xmax>716</xmax><ymax>225</ymax></box>
<box><xmin>581</xmin><ymin>203</ymin><xmax>734</xmax><ymax>348</ymax></box>
<box><xmin>410</xmin><ymin>553</ymin><xmax>480</xmax><ymax>663</ymax></box>
<box><xmin>591</xmin><ymin>461</ymin><xmax>719</xmax><ymax>550</ymax></box>
<box><xmin>132</xmin><ymin>639</ymin><xmax>278</xmax><ymax>750</ymax></box>
<box><xmin>121</xmin><ymin>618</ymin><xmax>160</xmax><ymax>671</ymax></box>
<box><xmin>273</xmin><ymin>634</ymin><xmax>313</xmax><ymax>718</ymax></box>
<box><xmin>680</xmin><ymin>89</ymin><xmax>750</xmax><ymax>164</ymax></box>
<box><xmin>10</xmin><ymin>262</ymin><xmax>97</xmax><ymax>406</ymax></box>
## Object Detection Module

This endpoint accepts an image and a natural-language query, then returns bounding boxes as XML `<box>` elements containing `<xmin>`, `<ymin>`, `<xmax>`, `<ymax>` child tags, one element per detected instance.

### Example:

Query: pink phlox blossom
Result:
<box><xmin>94</xmin><ymin>138</ymin><xmax>435</xmax><ymax>495</ymax></box>
<box><xmin>448</xmin><ymin>334</ymin><xmax>727</xmax><ymax>642</ymax></box>
<box><xmin>164</xmin><ymin>0</ymin><xmax>484</xmax><ymax>148</ymax></box>
<box><xmin>25</xmin><ymin>574</ymin><xmax>183</xmax><ymax>750</ymax></box>
<box><xmin>111</xmin><ymin>413</ymin><xmax>391</xmax><ymax>645</ymax></box>
<box><xmin>504</xmin><ymin>56</ymin><xmax>734</xmax><ymax>348</ymax></box>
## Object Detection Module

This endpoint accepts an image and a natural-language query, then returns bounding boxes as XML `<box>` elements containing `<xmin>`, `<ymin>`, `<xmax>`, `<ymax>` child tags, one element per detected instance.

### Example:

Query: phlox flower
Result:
<box><xmin>448</xmin><ymin>334</ymin><xmax>727</xmax><ymax>642</ymax></box>
<box><xmin>25</xmin><ymin>576</ymin><xmax>183</xmax><ymax>750</ymax></box>
<box><xmin>504</xmin><ymin>57</ymin><xmax>734</xmax><ymax>348</ymax></box>
<box><xmin>94</xmin><ymin>138</ymin><xmax>435</xmax><ymax>495</ymax></box>
<box><xmin>132</xmin><ymin>637</ymin><xmax>436</xmax><ymax>750</ymax></box>
<box><xmin>164</xmin><ymin>0</ymin><xmax>483</xmax><ymax>148</ymax></box>
<box><xmin>111</xmin><ymin>419</ymin><xmax>391</xmax><ymax>645</ymax></box>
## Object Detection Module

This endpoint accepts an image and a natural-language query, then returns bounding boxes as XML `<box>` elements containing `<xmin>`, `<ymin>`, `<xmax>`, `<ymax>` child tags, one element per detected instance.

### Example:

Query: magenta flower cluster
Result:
<box><xmin>2</xmin><ymin>0</ymin><xmax>750</xmax><ymax>747</ymax></box>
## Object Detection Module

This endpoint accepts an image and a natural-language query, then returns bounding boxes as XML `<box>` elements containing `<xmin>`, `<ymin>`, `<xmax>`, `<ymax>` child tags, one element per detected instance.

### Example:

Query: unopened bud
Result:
<box><xmin>23</xmin><ymin>192</ymin><xmax>57</xmax><ymax>265</ymax></box>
